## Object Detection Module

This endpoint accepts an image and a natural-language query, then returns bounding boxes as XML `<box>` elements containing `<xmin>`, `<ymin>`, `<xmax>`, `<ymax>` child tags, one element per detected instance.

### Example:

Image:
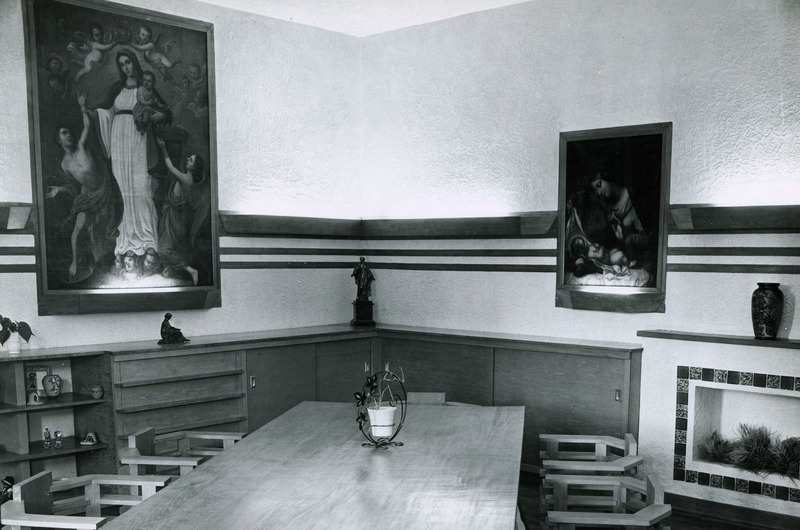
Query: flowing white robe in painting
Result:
<box><xmin>97</xmin><ymin>87</ymin><xmax>158</xmax><ymax>256</ymax></box>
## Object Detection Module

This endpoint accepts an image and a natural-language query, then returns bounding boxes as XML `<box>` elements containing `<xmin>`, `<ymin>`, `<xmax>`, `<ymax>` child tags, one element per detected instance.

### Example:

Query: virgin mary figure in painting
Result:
<box><xmin>92</xmin><ymin>50</ymin><xmax>170</xmax><ymax>270</ymax></box>
<box><xmin>564</xmin><ymin>171</ymin><xmax>653</xmax><ymax>287</ymax></box>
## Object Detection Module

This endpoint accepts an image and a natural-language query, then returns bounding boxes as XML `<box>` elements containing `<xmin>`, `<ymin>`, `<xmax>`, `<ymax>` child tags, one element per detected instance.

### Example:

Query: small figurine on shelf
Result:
<box><xmin>350</xmin><ymin>257</ymin><xmax>376</xmax><ymax>327</ymax></box>
<box><xmin>158</xmin><ymin>313</ymin><xmax>190</xmax><ymax>345</ymax></box>
<box><xmin>79</xmin><ymin>432</ymin><xmax>98</xmax><ymax>446</ymax></box>
<box><xmin>53</xmin><ymin>430</ymin><xmax>63</xmax><ymax>449</ymax></box>
<box><xmin>42</xmin><ymin>428</ymin><xmax>52</xmax><ymax>449</ymax></box>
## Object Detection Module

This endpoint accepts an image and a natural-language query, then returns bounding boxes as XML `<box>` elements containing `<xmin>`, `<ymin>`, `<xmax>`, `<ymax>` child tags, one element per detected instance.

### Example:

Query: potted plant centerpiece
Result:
<box><xmin>354</xmin><ymin>363</ymin><xmax>407</xmax><ymax>448</ymax></box>
<box><xmin>0</xmin><ymin>315</ymin><xmax>33</xmax><ymax>355</ymax></box>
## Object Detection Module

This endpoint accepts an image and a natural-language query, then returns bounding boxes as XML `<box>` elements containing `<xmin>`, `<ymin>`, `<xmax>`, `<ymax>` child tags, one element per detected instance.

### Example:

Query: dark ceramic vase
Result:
<box><xmin>751</xmin><ymin>283</ymin><xmax>783</xmax><ymax>339</ymax></box>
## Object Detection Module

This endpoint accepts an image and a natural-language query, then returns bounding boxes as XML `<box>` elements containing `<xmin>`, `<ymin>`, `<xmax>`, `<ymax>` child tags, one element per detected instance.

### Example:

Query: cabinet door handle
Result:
<box><xmin>614</xmin><ymin>389</ymin><xmax>621</xmax><ymax>402</ymax></box>
<box><xmin>249</xmin><ymin>376</ymin><xmax>256</xmax><ymax>390</ymax></box>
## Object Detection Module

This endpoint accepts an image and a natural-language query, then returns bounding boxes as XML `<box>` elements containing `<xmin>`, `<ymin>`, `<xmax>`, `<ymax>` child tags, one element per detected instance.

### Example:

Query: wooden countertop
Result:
<box><xmin>105</xmin><ymin>401</ymin><xmax>525</xmax><ymax>530</ymax></box>
<box><xmin>637</xmin><ymin>329</ymin><xmax>800</xmax><ymax>349</ymax></box>
<box><xmin>0</xmin><ymin>322</ymin><xmax>642</xmax><ymax>362</ymax></box>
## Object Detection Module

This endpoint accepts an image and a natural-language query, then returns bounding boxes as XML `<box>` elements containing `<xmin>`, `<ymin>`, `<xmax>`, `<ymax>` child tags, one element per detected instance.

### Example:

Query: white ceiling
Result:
<box><xmin>197</xmin><ymin>0</ymin><xmax>531</xmax><ymax>37</ymax></box>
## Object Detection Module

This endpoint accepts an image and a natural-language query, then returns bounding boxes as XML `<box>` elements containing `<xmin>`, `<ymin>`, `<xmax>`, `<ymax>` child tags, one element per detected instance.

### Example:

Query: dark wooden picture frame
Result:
<box><xmin>556</xmin><ymin>122</ymin><xmax>671</xmax><ymax>313</ymax></box>
<box><xmin>23</xmin><ymin>0</ymin><xmax>220</xmax><ymax>315</ymax></box>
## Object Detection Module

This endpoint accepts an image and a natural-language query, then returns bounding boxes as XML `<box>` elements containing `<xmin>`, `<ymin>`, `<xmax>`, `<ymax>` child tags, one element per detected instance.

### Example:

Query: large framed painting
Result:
<box><xmin>556</xmin><ymin>122</ymin><xmax>671</xmax><ymax>313</ymax></box>
<box><xmin>22</xmin><ymin>0</ymin><xmax>220</xmax><ymax>314</ymax></box>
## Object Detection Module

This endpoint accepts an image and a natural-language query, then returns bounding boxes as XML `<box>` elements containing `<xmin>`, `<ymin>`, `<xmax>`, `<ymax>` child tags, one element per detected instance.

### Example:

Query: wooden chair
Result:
<box><xmin>157</xmin><ymin>429</ymin><xmax>245</xmax><ymax>458</ymax></box>
<box><xmin>406</xmin><ymin>392</ymin><xmax>446</xmax><ymax>405</ymax></box>
<box><xmin>545</xmin><ymin>474</ymin><xmax>671</xmax><ymax>529</ymax></box>
<box><xmin>0</xmin><ymin>470</ymin><xmax>169</xmax><ymax>529</ymax></box>
<box><xmin>119</xmin><ymin>427</ymin><xmax>204</xmax><ymax>479</ymax></box>
<box><xmin>540</xmin><ymin>434</ymin><xmax>642</xmax><ymax>510</ymax></box>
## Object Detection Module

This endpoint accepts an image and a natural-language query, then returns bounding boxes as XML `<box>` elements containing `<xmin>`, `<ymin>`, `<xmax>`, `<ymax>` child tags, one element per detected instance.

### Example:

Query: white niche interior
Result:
<box><xmin>687</xmin><ymin>380</ymin><xmax>800</xmax><ymax>488</ymax></box>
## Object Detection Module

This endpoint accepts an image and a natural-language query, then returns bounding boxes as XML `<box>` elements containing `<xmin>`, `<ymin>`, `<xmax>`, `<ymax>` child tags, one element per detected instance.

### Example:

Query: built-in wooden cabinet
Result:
<box><xmin>0</xmin><ymin>324</ymin><xmax>641</xmax><ymax>482</ymax></box>
<box><xmin>0</xmin><ymin>352</ymin><xmax>116</xmax><ymax>481</ymax></box>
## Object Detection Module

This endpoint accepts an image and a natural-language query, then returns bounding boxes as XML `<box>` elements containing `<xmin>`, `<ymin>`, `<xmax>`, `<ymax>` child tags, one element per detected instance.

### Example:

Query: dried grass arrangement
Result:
<box><xmin>699</xmin><ymin>424</ymin><xmax>800</xmax><ymax>479</ymax></box>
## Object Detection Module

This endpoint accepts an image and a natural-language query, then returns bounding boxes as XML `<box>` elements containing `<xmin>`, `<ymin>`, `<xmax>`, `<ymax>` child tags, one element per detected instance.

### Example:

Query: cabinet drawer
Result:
<box><xmin>116</xmin><ymin>398</ymin><xmax>245</xmax><ymax>436</ymax></box>
<box><xmin>116</xmin><ymin>352</ymin><xmax>242</xmax><ymax>384</ymax></box>
<box><xmin>117</xmin><ymin>374</ymin><xmax>243</xmax><ymax>410</ymax></box>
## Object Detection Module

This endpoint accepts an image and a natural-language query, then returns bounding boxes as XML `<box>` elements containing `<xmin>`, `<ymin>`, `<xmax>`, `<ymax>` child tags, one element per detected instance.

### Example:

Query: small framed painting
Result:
<box><xmin>556</xmin><ymin>122</ymin><xmax>672</xmax><ymax>313</ymax></box>
<box><xmin>22</xmin><ymin>0</ymin><xmax>220</xmax><ymax>314</ymax></box>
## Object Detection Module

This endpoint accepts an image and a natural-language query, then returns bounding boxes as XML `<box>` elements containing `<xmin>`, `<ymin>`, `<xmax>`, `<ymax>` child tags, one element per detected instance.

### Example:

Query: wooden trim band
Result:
<box><xmin>219</xmin><ymin>247</ymin><xmax>557</xmax><ymax>257</ymax></box>
<box><xmin>222</xmin><ymin>261</ymin><xmax>557</xmax><ymax>272</ymax></box>
<box><xmin>218</xmin><ymin>211</ymin><xmax>558</xmax><ymax>239</ymax></box>
<box><xmin>0</xmin><ymin>264</ymin><xmax>36</xmax><ymax>273</ymax></box>
<box><xmin>667</xmin><ymin>264</ymin><xmax>800</xmax><ymax>274</ymax></box>
<box><xmin>669</xmin><ymin>204</ymin><xmax>800</xmax><ymax>233</ymax></box>
<box><xmin>0</xmin><ymin>247</ymin><xmax>36</xmax><ymax>256</ymax></box>
<box><xmin>669</xmin><ymin>247</ymin><xmax>800</xmax><ymax>256</ymax></box>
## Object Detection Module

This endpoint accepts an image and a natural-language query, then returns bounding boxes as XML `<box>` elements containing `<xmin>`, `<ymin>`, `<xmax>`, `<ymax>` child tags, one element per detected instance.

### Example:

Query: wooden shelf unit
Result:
<box><xmin>0</xmin><ymin>353</ymin><xmax>117</xmax><ymax>481</ymax></box>
<box><xmin>0</xmin><ymin>393</ymin><xmax>105</xmax><ymax>415</ymax></box>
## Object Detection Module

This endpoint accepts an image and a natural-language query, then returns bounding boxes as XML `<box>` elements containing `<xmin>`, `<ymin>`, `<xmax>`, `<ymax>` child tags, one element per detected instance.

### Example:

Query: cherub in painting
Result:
<box><xmin>131</xmin><ymin>25</ymin><xmax>180</xmax><ymax>79</ymax></box>
<box><xmin>68</xmin><ymin>23</ymin><xmax>116</xmax><ymax>82</ymax></box>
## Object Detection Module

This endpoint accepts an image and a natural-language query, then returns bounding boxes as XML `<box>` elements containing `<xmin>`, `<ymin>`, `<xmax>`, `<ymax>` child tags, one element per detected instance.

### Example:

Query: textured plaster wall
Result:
<box><xmin>0</xmin><ymin>0</ymin><xmax>359</xmax><ymax>345</ymax></box>
<box><xmin>359</xmin><ymin>0</ymin><xmax>800</xmax><ymax>217</ymax></box>
<box><xmin>358</xmin><ymin>0</ymin><xmax>800</xmax><ymax>514</ymax></box>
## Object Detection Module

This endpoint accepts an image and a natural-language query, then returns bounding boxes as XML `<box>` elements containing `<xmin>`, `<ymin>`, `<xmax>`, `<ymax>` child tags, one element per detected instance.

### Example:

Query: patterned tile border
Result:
<box><xmin>674</xmin><ymin>364</ymin><xmax>800</xmax><ymax>503</ymax></box>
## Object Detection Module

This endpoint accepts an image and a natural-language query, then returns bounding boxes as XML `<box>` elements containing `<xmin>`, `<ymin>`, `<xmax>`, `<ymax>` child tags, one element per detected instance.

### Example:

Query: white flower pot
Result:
<box><xmin>6</xmin><ymin>333</ymin><xmax>20</xmax><ymax>355</ymax></box>
<box><xmin>367</xmin><ymin>405</ymin><xmax>397</xmax><ymax>438</ymax></box>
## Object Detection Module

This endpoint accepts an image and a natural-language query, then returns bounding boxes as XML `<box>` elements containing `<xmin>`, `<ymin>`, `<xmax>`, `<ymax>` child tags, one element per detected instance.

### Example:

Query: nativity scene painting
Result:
<box><xmin>556</xmin><ymin>123</ymin><xmax>671</xmax><ymax>312</ymax></box>
<box><xmin>26</xmin><ymin>0</ymin><xmax>217</xmax><ymax>305</ymax></box>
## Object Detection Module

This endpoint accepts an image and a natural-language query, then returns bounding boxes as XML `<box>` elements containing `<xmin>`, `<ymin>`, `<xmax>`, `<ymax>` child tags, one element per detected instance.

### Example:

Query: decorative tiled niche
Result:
<box><xmin>673</xmin><ymin>364</ymin><xmax>800</xmax><ymax>503</ymax></box>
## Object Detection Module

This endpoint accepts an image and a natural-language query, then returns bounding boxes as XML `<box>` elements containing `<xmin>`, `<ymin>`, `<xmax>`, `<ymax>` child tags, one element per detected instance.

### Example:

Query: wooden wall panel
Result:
<box><xmin>315</xmin><ymin>339</ymin><xmax>373</xmax><ymax>402</ymax></box>
<box><xmin>379</xmin><ymin>338</ymin><xmax>493</xmax><ymax>405</ymax></box>
<box><xmin>246</xmin><ymin>345</ymin><xmax>315</xmax><ymax>431</ymax></box>
<box><xmin>494</xmin><ymin>348</ymin><xmax>629</xmax><ymax>467</ymax></box>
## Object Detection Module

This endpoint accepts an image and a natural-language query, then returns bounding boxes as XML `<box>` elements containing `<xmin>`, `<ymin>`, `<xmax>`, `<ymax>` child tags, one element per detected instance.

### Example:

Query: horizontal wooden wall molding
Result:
<box><xmin>220</xmin><ymin>247</ymin><xmax>557</xmax><ymax>257</ymax></box>
<box><xmin>221</xmin><ymin>261</ymin><xmax>557</xmax><ymax>273</ymax></box>
<box><xmin>669</xmin><ymin>204</ymin><xmax>800</xmax><ymax>234</ymax></box>
<box><xmin>219</xmin><ymin>211</ymin><xmax>558</xmax><ymax>239</ymax></box>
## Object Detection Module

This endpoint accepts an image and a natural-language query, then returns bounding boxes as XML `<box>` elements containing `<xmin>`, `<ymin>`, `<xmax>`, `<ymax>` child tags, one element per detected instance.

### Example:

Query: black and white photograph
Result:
<box><xmin>0</xmin><ymin>1</ymin><xmax>798</xmax><ymax>529</ymax></box>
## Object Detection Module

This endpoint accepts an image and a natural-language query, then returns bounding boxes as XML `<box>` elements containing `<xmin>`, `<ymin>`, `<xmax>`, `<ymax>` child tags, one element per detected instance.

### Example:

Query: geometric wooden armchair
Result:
<box><xmin>545</xmin><ymin>473</ymin><xmax>671</xmax><ymax>529</ymax></box>
<box><xmin>157</xmin><ymin>429</ymin><xmax>245</xmax><ymax>458</ymax></box>
<box><xmin>119</xmin><ymin>427</ymin><xmax>205</xmax><ymax>478</ymax></box>
<box><xmin>540</xmin><ymin>433</ymin><xmax>644</xmax><ymax>513</ymax></box>
<box><xmin>0</xmin><ymin>470</ymin><xmax>169</xmax><ymax>529</ymax></box>
<box><xmin>540</xmin><ymin>433</ymin><xmax>642</xmax><ymax>474</ymax></box>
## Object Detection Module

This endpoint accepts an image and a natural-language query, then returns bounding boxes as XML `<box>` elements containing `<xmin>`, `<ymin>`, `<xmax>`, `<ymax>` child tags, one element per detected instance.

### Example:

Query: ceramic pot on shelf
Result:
<box><xmin>5</xmin><ymin>333</ymin><xmax>20</xmax><ymax>355</ymax></box>
<box><xmin>751</xmin><ymin>282</ymin><xmax>784</xmax><ymax>339</ymax></box>
<box><xmin>42</xmin><ymin>374</ymin><xmax>63</xmax><ymax>398</ymax></box>
<box><xmin>367</xmin><ymin>405</ymin><xmax>397</xmax><ymax>438</ymax></box>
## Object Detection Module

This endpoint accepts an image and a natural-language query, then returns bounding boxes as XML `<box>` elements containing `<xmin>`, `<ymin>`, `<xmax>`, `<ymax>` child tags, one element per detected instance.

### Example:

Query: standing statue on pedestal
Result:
<box><xmin>351</xmin><ymin>257</ymin><xmax>376</xmax><ymax>326</ymax></box>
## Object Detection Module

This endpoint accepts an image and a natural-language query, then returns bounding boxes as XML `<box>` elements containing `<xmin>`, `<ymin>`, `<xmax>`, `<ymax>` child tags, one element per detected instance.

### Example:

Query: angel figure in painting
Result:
<box><xmin>131</xmin><ymin>25</ymin><xmax>180</xmax><ymax>79</ymax></box>
<box><xmin>68</xmin><ymin>23</ymin><xmax>116</xmax><ymax>82</ymax></box>
<box><xmin>155</xmin><ymin>136</ymin><xmax>203</xmax><ymax>285</ymax></box>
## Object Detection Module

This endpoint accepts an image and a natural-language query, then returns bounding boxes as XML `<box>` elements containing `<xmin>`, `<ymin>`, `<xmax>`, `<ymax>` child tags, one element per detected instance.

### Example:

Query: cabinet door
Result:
<box><xmin>246</xmin><ymin>345</ymin><xmax>315</xmax><ymax>431</ymax></box>
<box><xmin>379</xmin><ymin>338</ymin><xmax>493</xmax><ymax>405</ymax></box>
<box><xmin>494</xmin><ymin>348</ymin><xmax>629</xmax><ymax>466</ymax></box>
<box><xmin>315</xmin><ymin>339</ymin><xmax>373</xmax><ymax>402</ymax></box>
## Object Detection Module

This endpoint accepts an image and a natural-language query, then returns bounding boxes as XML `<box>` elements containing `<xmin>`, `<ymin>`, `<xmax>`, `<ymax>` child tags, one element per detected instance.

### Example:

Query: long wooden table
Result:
<box><xmin>106</xmin><ymin>401</ymin><xmax>525</xmax><ymax>529</ymax></box>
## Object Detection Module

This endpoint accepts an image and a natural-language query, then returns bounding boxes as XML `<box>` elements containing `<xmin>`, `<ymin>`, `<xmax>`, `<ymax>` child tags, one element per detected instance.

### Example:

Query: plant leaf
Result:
<box><xmin>17</xmin><ymin>322</ymin><xmax>32</xmax><ymax>343</ymax></box>
<box><xmin>0</xmin><ymin>328</ymin><xmax>9</xmax><ymax>346</ymax></box>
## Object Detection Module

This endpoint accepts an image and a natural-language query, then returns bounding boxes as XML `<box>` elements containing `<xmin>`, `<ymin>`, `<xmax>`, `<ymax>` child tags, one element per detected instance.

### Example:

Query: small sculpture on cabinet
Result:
<box><xmin>158</xmin><ymin>313</ymin><xmax>190</xmax><ymax>345</ymax></box>
<box><xmin>351</xmin><ymin>257</ymin><xmax>376</xmax><ymax>327</ymax></box>
<box><xmin>80</xmin><ymin>432</ymin><xmax>98</xmax><ymax>446</ymax></box>
<box><xmin>53</xmin><ymin>430</ymin><xmax>63</xmax><ymax>449</ymax></box>
<box><xmin>42</xmin><ymin>428</ymin><xmax>52</xmax><ymax>449</ymax></box>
